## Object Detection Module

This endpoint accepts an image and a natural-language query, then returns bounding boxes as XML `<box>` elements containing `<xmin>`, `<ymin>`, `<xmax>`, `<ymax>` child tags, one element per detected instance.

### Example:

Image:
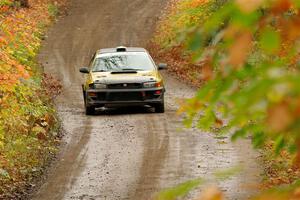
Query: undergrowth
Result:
<box><xmin>0</xmin><ymin>0</ymin><xmax>64</xmax><ymax>198</ymax></box>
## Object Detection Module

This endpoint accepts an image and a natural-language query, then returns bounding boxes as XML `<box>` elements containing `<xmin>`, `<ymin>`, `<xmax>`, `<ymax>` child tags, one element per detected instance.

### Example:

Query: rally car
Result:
<box><xmin>79</xmin><ymin>46</ymin><xmax>167</xmax><ymax>115</ymax></box>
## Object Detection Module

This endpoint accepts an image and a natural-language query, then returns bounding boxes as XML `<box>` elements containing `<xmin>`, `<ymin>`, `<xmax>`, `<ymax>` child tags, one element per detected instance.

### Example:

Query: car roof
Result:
<box><xmin>96</xmin><ymin>47</ymin><xmax>147</xmax><ymax>55</ymax></box>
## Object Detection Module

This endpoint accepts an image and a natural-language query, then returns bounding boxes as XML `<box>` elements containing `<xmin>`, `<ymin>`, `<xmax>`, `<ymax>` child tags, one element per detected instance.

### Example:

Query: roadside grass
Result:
<box><xmin>0</xmin><ymin>0</ymin><xmax>65</xmax><ymax>198</ymax></box>
<box><xmin>48</xmin><ymin>3</ymin><xmax>59</xmax><ymax>18</ymax></box>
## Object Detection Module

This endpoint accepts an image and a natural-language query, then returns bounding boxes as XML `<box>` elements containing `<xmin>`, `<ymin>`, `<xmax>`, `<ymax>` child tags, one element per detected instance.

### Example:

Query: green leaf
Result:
<box><xmin>274</xmin><ymin>135</ymin><xmax>285</xmax><ymax>155</ymax></box>
<box><xmin>260</xmin><ymin>27</ymin><xmax>281</xmax><ymax>53</ymax></box>
<box><xmin>252</xmin><ymin>132</ymin><xmax>266</xmax><ymax>148</ymax></box>
<box><xmin>187</xmin><ymin>31</ymin><xmax>203</xmax><ymax>51</ymax></box>
<box><xmin>231</xmin><ymin>129</ymin><xmax>247</xmax><ymax>141</ymax></box>
<box><xmin>214</xmin><ymin>166</ymin><xmax>243</xmax><ymax>181</ymax></box>
<box><xmin>197</xmin><ymin>108</ymin><xmax>216</xmax><ymax>130</ymax></box>
<box><xmin>155</xmin><ymin>179</ymin><xmax>204</xmax><ymax>200</ymax></box>
<box><xmin>231</xmin><ymin>9</ymin><xmax>261</xmax><ymax>28</ymax></box>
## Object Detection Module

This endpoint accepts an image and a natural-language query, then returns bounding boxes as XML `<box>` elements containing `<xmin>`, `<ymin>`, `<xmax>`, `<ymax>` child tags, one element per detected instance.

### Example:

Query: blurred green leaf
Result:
<box><xmin>292</xmin><ymin>0</ymin><xmax>300</xmax><ymax>8</ymax></box>
<box><xmin>214</xmin><ymin>166</ymin><xmax>243</xmax><ymax>181</ymax></box>
<box><xmin>252</xmin><ymin>132</ymin><xmax>266</xmax><ymax>148</ymax></box>
<box><xmin>274</xmin><ymin>135</ymin><xmax>285</xmax><ymax>155</ymax></box>
<box><xmin>203</xmin><ymin>2</ymin><xmax>234</xmax><ymax>32</ymax></box>
<box><xmin>197</xmin><ymin>108</ymin><xmax>216</xmax><ymax>130</ymax></box>
<box><xmin>155</xmin><ymin>179</ymin><xmax>204</xmax><ymax>200</ymax></box>
<box><xmin>231</xmin><ymin>9</ymin><xmax>261</xmax><ymax>28</ymax></box>
<box><xmin>188</xmin><ymin>31</ymin><xmax>203</xmax><ymax>51</ymax></box>
<box><xmin>260</xmin><ymin>27</ymin><xmax>281</xmax><ymax>53</ymax></box>
<box><xmin>231</xmin><ymin>129</ymin><xmax>247</xmax><ymax>141</ymax></box>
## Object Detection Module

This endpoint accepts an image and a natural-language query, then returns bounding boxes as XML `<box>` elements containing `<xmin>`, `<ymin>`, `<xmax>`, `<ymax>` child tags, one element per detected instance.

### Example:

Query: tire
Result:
<box><xmin>82</xmin><ymin>85</ymin><xmax>87</xmax><ymax>106</ymax></box>
<box><xmin>85</xmin><ymin>106</ymin><xmax>95</xmax><ymax>115</ymax></box>
<box><xmin>155</xmin><ymin>102</ymin><xmax>165</xmax><ymax>113</ymax></box>
<box><xmin>83</xmin><ymin>87</ymin><xmax>95</xmax><ymax>115</ymax></box>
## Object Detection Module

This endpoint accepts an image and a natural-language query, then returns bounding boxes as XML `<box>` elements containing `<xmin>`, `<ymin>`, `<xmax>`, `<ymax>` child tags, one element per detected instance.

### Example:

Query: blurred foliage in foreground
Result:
<box><xmin>156</xmin><ymin>0</ymin><xmax>300</xmax><ymax>165</ymax></box>
<box><xmin>0</xmin><ymin>0</ymin><xmax>63</xmax><ymax>197</ymax></box>
<box><xmin>153</xmin><ymin>0</ymin><xmax>300</xmax><ymax>199</ymax></box>
<box><xmin>156</xmin><ymin>179</ymin><xmax>300</xmax><ymax>200</ymax></box>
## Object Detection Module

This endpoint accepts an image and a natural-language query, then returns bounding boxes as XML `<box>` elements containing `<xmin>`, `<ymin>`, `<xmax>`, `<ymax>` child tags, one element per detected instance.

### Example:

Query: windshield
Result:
<box><xmin>92</xmin><ymin>52</ymin><xmax>155</xmax><ymax>72</ymax></box>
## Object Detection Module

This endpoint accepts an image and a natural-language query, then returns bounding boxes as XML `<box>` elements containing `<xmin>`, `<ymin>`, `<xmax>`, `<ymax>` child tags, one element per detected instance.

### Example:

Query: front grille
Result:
<box><xmin>107</xmin><ymin>83</ymin><xmax>142</xmax><ymax>89</ymax></box>
<box><xmin>97</xmin><ymin>93</ymin><xmax>106</xmax><ymax>101</ymax></box>
<box><xmin>108</xmin><ymin>92</ymin><xmax>142</xmax><ymax>101</ymax></box>
<box><xmin>89</xmin><ymin>90</ymin><xmax>162</xmax><ymax>102</ymax></box>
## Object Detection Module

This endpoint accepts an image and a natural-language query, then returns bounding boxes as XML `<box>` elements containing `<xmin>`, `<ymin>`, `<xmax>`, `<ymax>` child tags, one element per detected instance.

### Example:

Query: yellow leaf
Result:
<box><xmin>236</xmin><ymin>0</ymin><xmax>264</xmax><ymax>13</ymax></box>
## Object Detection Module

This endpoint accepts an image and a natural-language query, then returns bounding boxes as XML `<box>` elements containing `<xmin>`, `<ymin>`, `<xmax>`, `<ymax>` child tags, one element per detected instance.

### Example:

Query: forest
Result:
<box><xmin>1</xmin><ymin>0</ymin><xmax>300</xmax><ymax>199</ymax></box>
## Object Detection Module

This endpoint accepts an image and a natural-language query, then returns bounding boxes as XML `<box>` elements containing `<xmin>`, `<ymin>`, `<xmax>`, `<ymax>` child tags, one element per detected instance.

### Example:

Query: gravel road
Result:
<box><xmin>33</xmin><ymin>0</ymin><xmax>262</xmax><ymax>199</ymax></box>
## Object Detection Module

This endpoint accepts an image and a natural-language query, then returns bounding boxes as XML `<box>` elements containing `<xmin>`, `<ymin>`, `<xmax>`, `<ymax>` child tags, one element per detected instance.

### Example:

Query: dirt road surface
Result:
<box><xmin>33</xmin><ymin>0</ymin><xmax>262</xmax><ymax>199</ymax></box>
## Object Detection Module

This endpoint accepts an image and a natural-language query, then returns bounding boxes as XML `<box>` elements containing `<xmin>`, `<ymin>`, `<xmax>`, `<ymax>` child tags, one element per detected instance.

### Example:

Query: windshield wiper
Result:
<box><xmin>92</xmin><ymin>70</ymin><xmax>107</xmax><ymax>72</ymax></box>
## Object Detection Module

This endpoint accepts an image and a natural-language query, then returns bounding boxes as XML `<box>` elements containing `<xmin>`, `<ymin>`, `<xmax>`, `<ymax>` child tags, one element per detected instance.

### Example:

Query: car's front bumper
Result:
<box><xmin>85</xmin><ymin>87</ymin><xmax>165</xmax><ymax>107</ymax></box>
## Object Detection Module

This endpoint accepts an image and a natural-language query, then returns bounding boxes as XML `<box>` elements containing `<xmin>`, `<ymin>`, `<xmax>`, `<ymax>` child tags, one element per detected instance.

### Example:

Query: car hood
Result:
<box><xmin>91</xmin><ymin>71</ymin><xmax>160</xmax><ymax>84</ymax></box>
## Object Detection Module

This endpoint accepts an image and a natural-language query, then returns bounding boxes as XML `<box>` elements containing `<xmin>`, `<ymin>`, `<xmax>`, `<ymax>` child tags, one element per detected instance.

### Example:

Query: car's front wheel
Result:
<box><xmin>85</xmin><ymin>105</ymin><xmax>95</xmax><ymax>115</ymax></box>
<box><xmin>83</xmin><ymin>88</ymin><xmax>95</xmax><ymax>115</ymax></box>
<box><xmin>155</xmin><ymin>102</ymin><xmax>165</xmax><ymax>113</ymax></box>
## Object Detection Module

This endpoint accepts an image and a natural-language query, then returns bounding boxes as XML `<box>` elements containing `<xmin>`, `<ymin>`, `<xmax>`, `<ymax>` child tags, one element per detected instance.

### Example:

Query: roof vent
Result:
<box><xmin>116</xmin><ymin>46</ymin><xmax>127</xmax><ymax>52</ymax></box>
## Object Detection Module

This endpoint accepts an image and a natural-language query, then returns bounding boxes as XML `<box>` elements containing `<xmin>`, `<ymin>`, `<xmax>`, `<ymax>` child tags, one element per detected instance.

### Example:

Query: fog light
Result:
<box><xmin>88</xmin><ymin>92</ymin><xmax>97</xmax><ymax>97</ymax></box>
<box><xmin>155</xmin><ymin>90</ymin><xmax>162</xmax><ymax>95</ymax></box>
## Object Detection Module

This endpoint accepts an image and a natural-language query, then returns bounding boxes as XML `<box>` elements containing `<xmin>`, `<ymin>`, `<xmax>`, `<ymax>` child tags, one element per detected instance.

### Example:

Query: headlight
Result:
<box><xmin>89</xmin><ymin>83</ymin><xmax>107</xmax><ymax>89</ymax></box>
<box><xmin>143</xmin><ymin>81</ymin><xmax>162</xmax><ymax>88</ymax></box>
<box><xmin>143</xmin><ymin>82</ymin><xmax>156</xmax><ymax>88</ymax></box>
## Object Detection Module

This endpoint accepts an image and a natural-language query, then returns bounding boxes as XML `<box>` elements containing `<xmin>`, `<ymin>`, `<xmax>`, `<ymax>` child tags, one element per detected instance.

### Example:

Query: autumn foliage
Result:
<box><xmin>153</xmin><ymin>0</ymin><xmax>300</xmax><ymax>199</ymax></box>
<box><xmin>0</xmin><ymin>0</ymin><xmax>63</xmax><ymax>197</ymax></box>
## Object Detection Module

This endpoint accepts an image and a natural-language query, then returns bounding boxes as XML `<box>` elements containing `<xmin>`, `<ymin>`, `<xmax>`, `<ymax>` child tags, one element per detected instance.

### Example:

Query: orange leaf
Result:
<box><xmin>202</xmin><ymin>64</ymin><xmax>213</xmax><ymax>81</ymax></box>
<box><xmin>196</xmin><ymin>186</ymin><xmax>223</xmax><ymax>200</ymax></box>
<box><xmin>272</xmin><ymin>0</ymin><xmax>292</xmax><ymax>14</ymax></box>
<box><xmin>267</xmin><ymin>102</ymin><xmax>293</xmax><ymax>132</ymax></box>
<box><xmin>228</xmin><ymin>31</ymin><xmax>253</xmax><ymax>68</ymax></box>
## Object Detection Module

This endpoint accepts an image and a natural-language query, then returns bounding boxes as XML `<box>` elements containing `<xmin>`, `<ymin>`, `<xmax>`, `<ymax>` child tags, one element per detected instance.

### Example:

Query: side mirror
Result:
<box><xmin>158</xmin><ymin>63</ymin><xmax>167</xmax><ymax>70</ymax></box>
<box><xmin>79</xmin><ymin>67</ymin><xmax>90</xmax><ymax>74</ymax></box>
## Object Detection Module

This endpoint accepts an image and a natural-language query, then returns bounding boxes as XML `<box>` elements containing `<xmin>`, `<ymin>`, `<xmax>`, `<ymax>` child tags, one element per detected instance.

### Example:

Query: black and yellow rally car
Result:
<box><xmin>79</xmin><ymin>46</ymin><xmax>167</xmax><ymax>115</ymax></box>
